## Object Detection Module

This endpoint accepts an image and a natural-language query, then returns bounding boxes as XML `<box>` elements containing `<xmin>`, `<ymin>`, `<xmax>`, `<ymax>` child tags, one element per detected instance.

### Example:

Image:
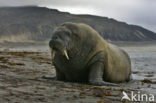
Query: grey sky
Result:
<box><xmin>0</xmin><ymin>0</ymin><xmax>156</xmax><ymax>32</ymax></box>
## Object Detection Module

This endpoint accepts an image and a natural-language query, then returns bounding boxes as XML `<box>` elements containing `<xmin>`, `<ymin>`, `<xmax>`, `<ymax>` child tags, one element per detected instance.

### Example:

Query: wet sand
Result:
<box><xmin>0</xmin><ymin>44</ymin><xmax>156</xmax><ymax>103</ymax></box>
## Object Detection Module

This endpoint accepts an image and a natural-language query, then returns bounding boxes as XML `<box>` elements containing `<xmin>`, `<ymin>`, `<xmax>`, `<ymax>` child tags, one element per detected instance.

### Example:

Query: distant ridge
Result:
<box><xmin>0</xmin><ymin>6</ymin><xmax>156</xmax><ymax>43</ymax></box>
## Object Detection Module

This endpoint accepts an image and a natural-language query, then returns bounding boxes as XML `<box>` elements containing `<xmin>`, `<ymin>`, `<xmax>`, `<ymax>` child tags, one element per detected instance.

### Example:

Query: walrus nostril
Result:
<box><xmin>49</xmin><ymin>38</ymin><xmax>58</xmax><ymax>47</ymax></box>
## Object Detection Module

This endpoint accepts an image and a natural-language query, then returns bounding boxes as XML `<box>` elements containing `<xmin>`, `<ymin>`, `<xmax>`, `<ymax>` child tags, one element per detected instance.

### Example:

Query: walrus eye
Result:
<box><xmin>54</xmin><ymin>35</ymin><xmax>60</xmax><ymax>41</ymax></box>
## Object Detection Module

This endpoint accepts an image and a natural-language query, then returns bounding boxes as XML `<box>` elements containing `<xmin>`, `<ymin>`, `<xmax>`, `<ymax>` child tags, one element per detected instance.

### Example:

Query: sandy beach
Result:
<box><xmin>0</xmin><ymin>43</ymin><xmax>156</xmax><ymax>103</ymax></box>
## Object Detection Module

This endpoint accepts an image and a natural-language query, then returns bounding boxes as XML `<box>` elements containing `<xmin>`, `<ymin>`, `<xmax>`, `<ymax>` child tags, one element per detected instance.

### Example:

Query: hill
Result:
<box><xmin>0</xmin><ymin>6</ymin><xmax>156</xmax><ymax>43</ymax></box>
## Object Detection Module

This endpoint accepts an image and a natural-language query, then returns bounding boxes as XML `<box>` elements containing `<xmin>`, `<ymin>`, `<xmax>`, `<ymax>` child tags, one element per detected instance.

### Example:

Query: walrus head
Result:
<box><xmin>49</xmin><ymin>26</ymin><xmax>71</xmax><ymax>60</ymax></box>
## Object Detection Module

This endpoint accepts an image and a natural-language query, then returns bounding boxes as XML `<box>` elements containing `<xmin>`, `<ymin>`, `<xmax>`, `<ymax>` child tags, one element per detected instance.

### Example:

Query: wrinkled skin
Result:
<box><xmin>45</xmin><ymin>22</ymin><xmax>132</xmax><ymax>86</ymax></box>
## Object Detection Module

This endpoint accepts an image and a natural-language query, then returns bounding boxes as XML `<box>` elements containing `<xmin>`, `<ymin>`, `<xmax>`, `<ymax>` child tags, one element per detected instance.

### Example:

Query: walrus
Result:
<box><xmin>46</xmin><ymin>22</ymin><xmax>131</xmax><ymax>86</ymax></box>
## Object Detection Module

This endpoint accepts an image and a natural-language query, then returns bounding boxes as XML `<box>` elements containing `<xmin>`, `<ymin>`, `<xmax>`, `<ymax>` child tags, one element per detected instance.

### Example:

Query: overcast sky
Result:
<box><xmin>0</xmin><ymin>0</ymin><xmax>156</xmax><ymax>32</ymax></box>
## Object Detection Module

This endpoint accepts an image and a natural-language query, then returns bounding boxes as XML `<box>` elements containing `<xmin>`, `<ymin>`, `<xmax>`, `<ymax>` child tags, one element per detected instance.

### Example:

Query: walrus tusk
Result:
<box><xmin>51</xmin><ymin>49</ymin><xmax>56</xmax><ymax>59</ymax></box>
<box><xmin>64</xmin><ymin>50</ymin><xmax>69</xmax><ymax>60</ymax></box>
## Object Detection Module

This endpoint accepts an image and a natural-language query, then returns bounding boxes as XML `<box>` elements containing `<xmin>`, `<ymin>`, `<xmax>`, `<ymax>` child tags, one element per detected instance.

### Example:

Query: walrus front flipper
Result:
<box><xmin>100</xmin><ymin>81</ymin><xmax>118</xmax><ymax>86</ymax></box>
<box><xmin>88</xmin><ymin>61</ymin><xmax>118</xmax><ymax>86</ymax></box>
<box><xmin>41</xmin><ymin>75</ymin><xmax>57</xmax><ymax>80</ymax></box>
<box><xmin>42</xmin><ymin>68</ymin><xmax>66</xmax><ymax>81</ymax></box>
<box><xmin>89</xmin><ymin>80</ymin><xmax>118</xmax><ymax>86</ymax></box>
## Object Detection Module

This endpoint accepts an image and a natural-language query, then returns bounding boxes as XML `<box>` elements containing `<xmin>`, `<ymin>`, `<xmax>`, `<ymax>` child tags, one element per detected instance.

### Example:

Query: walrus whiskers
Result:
<box><xmin>64</xmin><ymin>50</ymin><xmax>69</xmax><ymax>60</ymax></box>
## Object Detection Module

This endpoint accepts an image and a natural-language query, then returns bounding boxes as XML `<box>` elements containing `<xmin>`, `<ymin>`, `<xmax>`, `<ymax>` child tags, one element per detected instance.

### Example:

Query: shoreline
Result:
<box><xmin>1</xmin><ymin>41</ymin><xmax>156</xmax><ymax>52</ymax></box>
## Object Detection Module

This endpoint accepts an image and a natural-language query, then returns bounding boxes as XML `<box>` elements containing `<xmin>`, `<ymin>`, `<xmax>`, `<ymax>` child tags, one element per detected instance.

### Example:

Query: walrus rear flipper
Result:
<box><xmin>126</xmin><ymin>74</ymin><xmax>133</xmax><ymax>82</ymax></box>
